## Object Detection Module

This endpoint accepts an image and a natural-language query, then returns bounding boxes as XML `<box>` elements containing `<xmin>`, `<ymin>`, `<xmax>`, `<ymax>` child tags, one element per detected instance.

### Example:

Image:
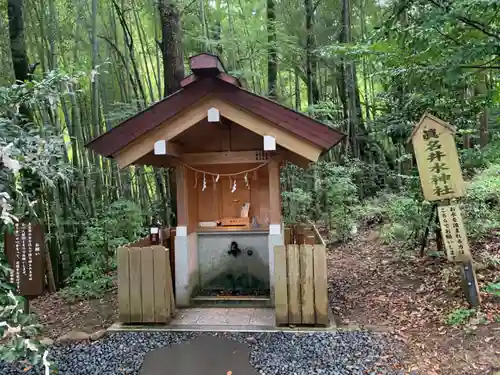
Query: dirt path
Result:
<box><xmin>30</xmin><ymin>289</ymin><xmax>118</xmax><ymax>339</ymax></box>
<box><xmin>327</xmin><ymin>229</ymin><xmax>500</xmax><ymax>375</ymax></box>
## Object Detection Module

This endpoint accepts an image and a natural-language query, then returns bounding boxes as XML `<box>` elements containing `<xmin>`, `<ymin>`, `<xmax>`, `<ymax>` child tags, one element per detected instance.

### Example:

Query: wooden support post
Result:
<box><xmin>175</xmin><ymin>165</ymin><xmax>188</xmax><ymax>229</ymax></box>
<box><xmin>461</xmin><ymin>261</ymin><xmax>481</xmax><ymax>307</ymax></box>
<box><xmin>268</xmin><ymin>159</ymin><xmax>281</xmax><ymax>227</ymax></box>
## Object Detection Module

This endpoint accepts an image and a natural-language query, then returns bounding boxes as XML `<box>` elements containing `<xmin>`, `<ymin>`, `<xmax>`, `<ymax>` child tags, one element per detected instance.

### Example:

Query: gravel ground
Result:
<box><xmin>0</xmin><ymin>331</ymin><xmax>412</xmax><ymax>375</ymax></box>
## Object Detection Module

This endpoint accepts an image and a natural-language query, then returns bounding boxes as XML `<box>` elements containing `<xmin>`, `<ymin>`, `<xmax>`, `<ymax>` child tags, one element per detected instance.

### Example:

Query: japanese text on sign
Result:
<box><xmin>423</xmin><ymin>129</ymin><xmax>454</xmax><ymax>198</ymax></box>
<box><xmin>4</xmin><ymin>221</ymin><xmax>45</xmax><ymax>296</ymax></box>
<box><xmin>410</xmin><ymin>113</ymin><xmax>465</xmax><ymax>201</ymax></box>
<box><xmin>437</xmin><ymin>204</ymin><xmax>472</xmax><ymax>262</ymax></box>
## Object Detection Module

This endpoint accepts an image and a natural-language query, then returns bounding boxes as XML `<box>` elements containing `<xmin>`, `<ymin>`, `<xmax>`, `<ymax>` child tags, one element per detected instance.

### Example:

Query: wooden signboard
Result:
<box><xmin>4</xmin><ymin>221</ymin><xmax>45</xmax><ymax>296</ymax></box>
<box><xmin>437</xmin><ymin>204</ymin><xmax>472</xmax><ymax>262</ymax></box>
<box><xmin>410</xmin><ymin>112</ymin><xmax>480</xmax><ymax>306</ymax></box>
<box><xmin>410</xmin><ymin>113</ymin><xmax>465</xmax><ymax>201</ymax></box>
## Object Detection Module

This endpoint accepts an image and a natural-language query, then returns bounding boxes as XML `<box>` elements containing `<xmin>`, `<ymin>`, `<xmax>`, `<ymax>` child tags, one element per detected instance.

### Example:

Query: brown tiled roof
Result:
<box><xmin>86</xmin><ymin>54</ymin><xmax>345</xmax><ymax>157</ymax></box>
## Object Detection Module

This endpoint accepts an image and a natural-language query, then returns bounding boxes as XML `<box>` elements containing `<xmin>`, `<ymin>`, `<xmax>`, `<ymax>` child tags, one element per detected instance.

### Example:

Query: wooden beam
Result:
<box><xmin>113</xmin><ymin>97</ymin><xmax>214</xmax><ymax>169</ymax></box>
<box><xmin>113</xmin><ymin>96</ymin><xmax>323</xmax><ymax>169</ymax></box>
<box><xmin>154</xmin><ymin>140</ymin><xmax>183</xmax><ymax>157</ymax></box>
<box><xmin>211</xmin><ymin>99</ymin><xmax>322</xmax><ymax>161</ymax></box>
<box><xmin>281</xmin><ymin>149</ymin><xmax>311</xmax><ymax>169</ymax></box>
<box><xmin>134</xmin><ymin>154</ymin><xmax>179</xmax><ymax>169</ymax></box>
<box><xmin>181</xmin><ymin>151</ymin><xmax>276</xmax><ymax>165</ymax></box>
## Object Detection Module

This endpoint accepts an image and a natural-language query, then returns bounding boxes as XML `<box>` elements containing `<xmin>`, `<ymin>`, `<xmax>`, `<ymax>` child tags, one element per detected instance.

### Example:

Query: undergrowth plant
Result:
<box><xmin>60</xmin><ymin>200</ymin><xmax>146</xmax><ymax>301</ymax></box>
<box><xmin>281</xmin><ymin>161</ymin><xmax>360</xmax><ymax>241</ymax></box>
<box><xmin>485</xmin><ymin>281</ymin><xmax>500</xmax><ymax>296</ymax></box>
<box><xmin>445</xmin><ymin>308</ymin><xmax>476</xmax><ymax>326</ymax></box>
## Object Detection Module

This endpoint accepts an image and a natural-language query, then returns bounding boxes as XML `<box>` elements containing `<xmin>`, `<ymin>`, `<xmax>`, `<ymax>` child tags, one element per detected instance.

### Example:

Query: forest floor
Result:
<box><xmin>328</xmin><ymin>228</ymin><xmax>500</xmax><ymax>375</ymax></box>
<box><xmin>29</xmin><ymin>228</ymin><xmax>500</xmax><ymax>375</ymax></box>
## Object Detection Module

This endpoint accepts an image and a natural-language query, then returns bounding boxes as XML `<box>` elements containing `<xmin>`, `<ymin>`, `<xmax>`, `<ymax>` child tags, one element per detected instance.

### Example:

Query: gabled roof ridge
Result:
<box><xmin>85</xmin><ymin>75</ymin><xmax>345</xmax><ymax>158</ymax></box>
<box><xmin>188</xmin><ymin>52</ymin><xmax>227</xmax><ymax>72</ymax></box>
<box><xmin>214</xmin><ymin>76</ymin><xmax>339</xmax><ymax>132</ymax></box>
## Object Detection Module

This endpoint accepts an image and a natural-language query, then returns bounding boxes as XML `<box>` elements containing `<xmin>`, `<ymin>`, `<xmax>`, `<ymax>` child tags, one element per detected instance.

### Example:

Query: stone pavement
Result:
<box><xmin>139</xmin><ymin>335</ymin><xmax>259</xmax><ymax>375</ymax></box>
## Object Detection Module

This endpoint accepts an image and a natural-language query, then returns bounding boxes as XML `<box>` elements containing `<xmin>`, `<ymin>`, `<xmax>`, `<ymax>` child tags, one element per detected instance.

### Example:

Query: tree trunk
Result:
<box><xmin>304</xmin><ymin>0</ymin><xmax>319</xmax><ymax>106</ymax></box>
<box><xmin>339</xmin><ymin>0</ymin><xmax>368</xmax><ymax>160</ymax></box>
<box><xmin>476</xmin><ymin>72</ymin><xmax>489</xmax><ymax>147</ymax></box>
<box><xmin>8</xmin><ymin>0</ymin><xmax>29</xmax><ymax>82</ymax></box>
<box><xmin>267</xmin><ymin>0</ymin><xmax>277</xmax><ymax>100</ymax></box>
<box><xmin>158</xmin><ymin>0</ymin><xmax>185</xmax><ymax>97</ymax></box>
<box><xmin>8</xmin><ymin>0</ymin><xmax>31</xmax><ymax>122</ymax></box>
<box><xmin>158</xmin><ymin>0</ymin><xmax>185</xmax><ymax>226</ymax></box>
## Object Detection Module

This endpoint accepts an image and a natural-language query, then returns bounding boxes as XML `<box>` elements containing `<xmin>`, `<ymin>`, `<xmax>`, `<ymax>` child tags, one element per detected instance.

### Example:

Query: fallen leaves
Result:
<box><xmin>327</xmin><ymin>228</ymin><xmax>500</xmax><ymax>375</ymax></box>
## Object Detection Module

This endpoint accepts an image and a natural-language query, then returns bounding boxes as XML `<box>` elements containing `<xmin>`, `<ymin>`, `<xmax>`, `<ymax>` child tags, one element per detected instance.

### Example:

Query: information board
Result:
<box><xmin>4</xmin><ymin>221</ymin><xmax>45</xmax><ymax>296</ymax></box>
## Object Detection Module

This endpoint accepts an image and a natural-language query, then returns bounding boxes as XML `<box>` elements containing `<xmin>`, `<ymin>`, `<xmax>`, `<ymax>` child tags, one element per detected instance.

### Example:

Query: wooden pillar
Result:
<box><xmin>268</xmin><ymin>159</ymin><xmax>281</xmax><ymax>227</ymax></box>
<box><xmin>175</xmin><ymin>165</ymin><xmax>188</xmax><ymax>234</ymax></box>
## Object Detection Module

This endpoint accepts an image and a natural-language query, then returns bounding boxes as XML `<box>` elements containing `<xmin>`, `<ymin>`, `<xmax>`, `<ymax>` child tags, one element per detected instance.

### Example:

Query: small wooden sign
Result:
<box><xmin>410</xmin><ymin>113</ymin><xmax>465</xmax><ymax>201</ymax></box>
<box><xmin>437</xmin><ymin>203</ymin><xmax>472</xmax><ymax>262</ymax></box>
<box><xmin>4</xmin><ymin>221</ymin><xmax>46</xmax><ymax>296</ymax></box>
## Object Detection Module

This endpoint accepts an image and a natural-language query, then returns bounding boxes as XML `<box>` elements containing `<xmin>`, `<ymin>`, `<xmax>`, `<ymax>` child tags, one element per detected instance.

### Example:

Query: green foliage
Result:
<box><xmin>315</xmin><ymin>162</ymin><xmax>360</xmax><ymax>241</ymax></box>
<box><xmin>445</xmin><ymin>308</ymin><xmax>477</xmax><ymax>326</ymax></box>
<box><xmin>60</xmin><ymin>200</ymin><xmax>146</xmax><ymax>301</ymax></box>
<box><xmin>364</xmin><ymin>193</ymin><xmax>430</xmax><ymax>246</ymax></box>
<box><xmin>282</xmin><ymin>161</ymin><xmax>360</xmax><ymax>241</ymax></box>
<box><xmin>282</xmin><ymin>187</ymin><xmax>313</xmax><ymax>224</ymax></box>
<box><xmin>461</xmin><ymin>164</ymin><xmax>500</xmax><ymax>239</ymax></box>
<box><xmin>484</xmin><ymin>281</ymin><xmax>500</xmax><ymax>296</ymax></box>
<box><xmin>0</xmin><ymin>253</ymin><xmax>45</xmax><ymax>365</ymax></box>
<box><xmin>0</xmin><ymin>72</ymin><xmax>80</xmax><ymax>368</ymax></box>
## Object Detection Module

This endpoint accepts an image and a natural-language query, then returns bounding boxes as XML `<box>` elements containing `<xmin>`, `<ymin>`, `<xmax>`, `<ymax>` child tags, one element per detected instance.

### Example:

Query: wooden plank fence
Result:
<box><xmin>117</xmin><ymin>245</ymin><xmax>175</xmax><ymax>324</ymax></box>
<box><xmin>274</xmin><ymin>244</ymin><xmax>329</xmax><ymax>326</ymax></box>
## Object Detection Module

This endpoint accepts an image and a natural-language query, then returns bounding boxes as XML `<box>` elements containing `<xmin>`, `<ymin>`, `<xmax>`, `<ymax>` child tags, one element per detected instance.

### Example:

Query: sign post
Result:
<box><xmin>410</xmin><ymin>112</ymin><xmax>480</xmax><ymax>307</ymax></box>
<box><xmin>4</xmin><ymin>221</ymin><xmax>46</xmax><ymax>304</ymax></box>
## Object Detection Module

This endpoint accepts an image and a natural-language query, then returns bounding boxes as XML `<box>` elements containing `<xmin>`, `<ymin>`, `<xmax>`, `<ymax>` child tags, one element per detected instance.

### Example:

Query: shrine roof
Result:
<box><xmin>86</xmin><ymin>53</ymin><xmax>345</xmax><ymax>158</ymax></box>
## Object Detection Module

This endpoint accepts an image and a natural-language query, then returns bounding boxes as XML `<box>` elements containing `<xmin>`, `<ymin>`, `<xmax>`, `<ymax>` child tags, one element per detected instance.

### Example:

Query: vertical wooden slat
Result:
<box><xmin>129</xmin><ymin>247</ymin><xmax>143</xmax><ymax>322</ymax></box>
<box><xmin>313</xmin><ymin>245</ymin><xmax>329</xmax><ymax>325</ymax></box>
<box><xmin>165</xmin><ymin>248</ymin><xmax>176</xmax><ymax>314</ymax></box>
<box><xmin>152</xmin><ymin>246</ymin><xmax>168</xmax><ymax>323</ymax></box>
<box><xmin>117</xmin><ymin>247</ymin><xmax>131</xmax><ymax>323</ymax></box>
<box><xmin>304</xmin><ymin>227</ymin><xmax>316</xmax><ymax>245</ymax></box>
<box><xmin>300</xmin><ymin>244</ymin><xmax>315</xmax><ymax>324</ymax></box>
<box><xmin>297</xmin><ymin>225</ymin><xmax>305</xmax><ymax>245</ymax></box>
<box><xmin>287</xmin><ymin>244</ymin><xmax>301</xmax><ymax>324</ymax></box>
<box><xmin>273</xmin><ymin>245</ymin><xmax>288</xmax><ymax>325</ymax></box>
<box><xmin>169</xmin><ymin>228</ymin><xmax>176</xmax><ymax>297</ymax></box>
<box><xmin>141</xmin><ymin>247</ymin><xmax>155</xmax><ymax>323</ymax></box>
<box><xmin>284</xmin><ymin>227</ymin><xmax>291</xmax><ymax>246</ymax></box>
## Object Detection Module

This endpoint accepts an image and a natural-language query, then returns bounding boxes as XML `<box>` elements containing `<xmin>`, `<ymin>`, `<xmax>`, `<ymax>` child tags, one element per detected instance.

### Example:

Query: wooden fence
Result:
<box><xmin>117</xmin><ymin>245</ymin><xmax>175</xmax><ymax>324</ymax></box>
<box><xmin>274</xmin><ymin>244</ymin><xmax>329</xmax><ymax>326</ymax></box>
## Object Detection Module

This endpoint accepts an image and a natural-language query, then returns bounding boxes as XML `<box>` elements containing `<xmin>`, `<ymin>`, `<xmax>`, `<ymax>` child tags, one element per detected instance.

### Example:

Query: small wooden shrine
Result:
<box><xmin>86</xmin><ymin>53</ymin><xmax>344</xmax><ymax>307</ymax></box>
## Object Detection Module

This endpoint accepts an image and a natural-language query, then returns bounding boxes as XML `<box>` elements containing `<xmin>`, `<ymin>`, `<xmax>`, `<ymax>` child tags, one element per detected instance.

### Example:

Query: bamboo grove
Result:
<box><xmin>1</xmin><ymin>0</ymin><xmax>499</xmax><ymax>287</ymax></box>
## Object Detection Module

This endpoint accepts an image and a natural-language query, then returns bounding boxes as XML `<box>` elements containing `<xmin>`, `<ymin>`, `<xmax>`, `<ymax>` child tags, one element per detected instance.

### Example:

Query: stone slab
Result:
<box><xmin>139</xmin><ymin>336</ymin><xmax>259</xmax><ymax>375</ymax></box>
